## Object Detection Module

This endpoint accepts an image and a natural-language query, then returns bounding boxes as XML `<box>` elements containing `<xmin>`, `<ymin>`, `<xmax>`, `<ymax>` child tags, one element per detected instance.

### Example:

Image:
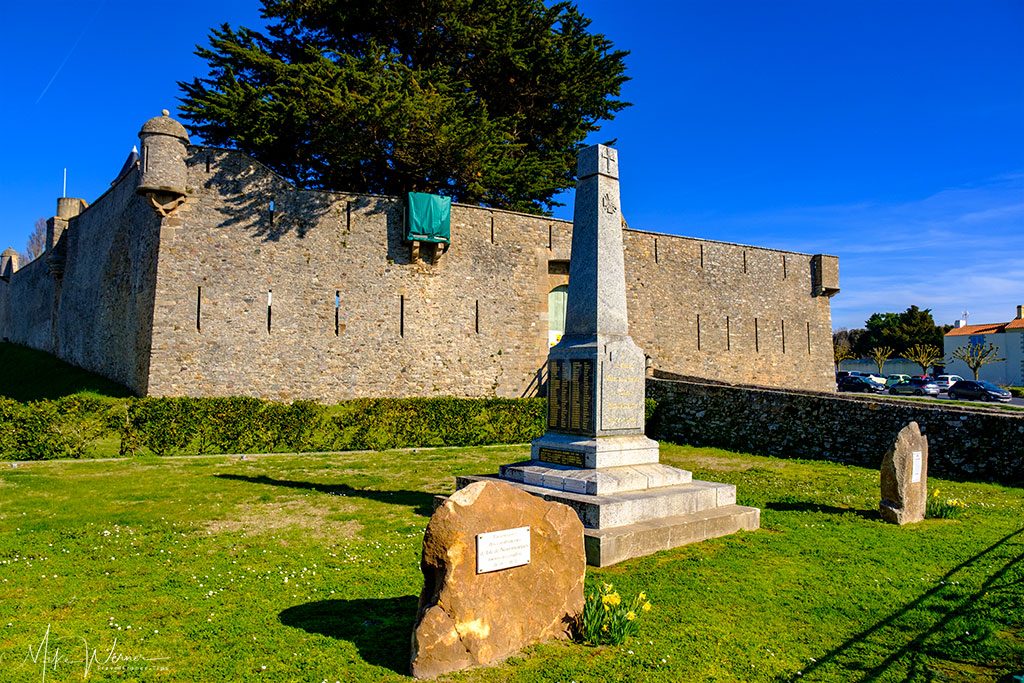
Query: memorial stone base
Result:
<box><xmin>456</xmin><ymin>465</ymin><xmax>760</xmax><ymax>567</ymax></box>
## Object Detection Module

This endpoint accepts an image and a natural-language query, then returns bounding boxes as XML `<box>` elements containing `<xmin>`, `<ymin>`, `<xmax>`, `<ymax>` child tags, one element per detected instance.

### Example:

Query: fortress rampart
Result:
<box><xmin>0</xmin><ymin>113</ymin><xmax>840</xmax><ymax>399</ymax></box>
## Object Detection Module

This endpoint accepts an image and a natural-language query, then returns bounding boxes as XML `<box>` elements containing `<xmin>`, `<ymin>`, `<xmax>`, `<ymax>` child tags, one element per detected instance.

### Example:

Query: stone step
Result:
<box><xmin>455</xmin><ymin>475</ymin><xmax>736</xmax><ymax>529</ymax></box>
<box><xmin>584</xmin><ymin>505</ymin><xmax>761</xmax><ymax>567</ymax></box>
<box><xmin>498</xmin><ymin>461</ymin><xmax>692</xmax><ymax>496</ymax></box>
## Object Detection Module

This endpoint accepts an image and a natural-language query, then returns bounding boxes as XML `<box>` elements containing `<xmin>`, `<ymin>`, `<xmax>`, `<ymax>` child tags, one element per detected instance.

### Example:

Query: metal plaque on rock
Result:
<box><xmin>476</xmin><ymin>526</ymin><xmax>531</xmax><ymax>573</ymax></box>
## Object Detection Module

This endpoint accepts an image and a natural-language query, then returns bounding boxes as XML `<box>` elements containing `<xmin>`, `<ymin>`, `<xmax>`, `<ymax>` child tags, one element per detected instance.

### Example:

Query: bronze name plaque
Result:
<box><xmin>537</xmin><ymin>448</ymin><xmax>585</xmax><ymax>468</ymax></box>
<box><xmin>547</xmin><ymin>359</ymin><xmax>595</xmax><ymax>434</ymax></box>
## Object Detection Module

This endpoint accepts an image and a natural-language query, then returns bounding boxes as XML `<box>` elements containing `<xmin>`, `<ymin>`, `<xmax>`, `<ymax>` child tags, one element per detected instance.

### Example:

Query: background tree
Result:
<box><xmin>854</xmin><ymin>306</ymin><xmax>945</xmax><ymax>356</ymax></box>
<box><xmin>833</xmin><ymin>338</ymin><xmax>855</xmax><ymax>372</ymax></box>
<box><xmin>948</xmin><ymin>342</ymin><xmax>1005</xmax><ymax>380</ymax></box>
<box><xmin>867</xmin><ymin>346</ymin><xmax>894</xmax><ymax>375</ymax></box>
<box><xmin>179</xmin><ymin>0</ymin><xmax>629</xmax><ymax>214</ymax></box>
<box><xmin>904</xmin><ymin>343</ymin><xmax>943</xmax><ymax>375</ymax></box>
<box><xmin>21</xmin><ymin>218</ymin><xmax>46</xmax><ymax>264</ymax></box>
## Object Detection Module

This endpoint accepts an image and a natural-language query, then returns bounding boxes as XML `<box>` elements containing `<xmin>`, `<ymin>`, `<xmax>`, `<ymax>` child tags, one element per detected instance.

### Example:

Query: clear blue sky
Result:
<box><xmin>2</xmin><ymin>1</ymin><xmax>1021</xmax><ymax>330</ymax></box>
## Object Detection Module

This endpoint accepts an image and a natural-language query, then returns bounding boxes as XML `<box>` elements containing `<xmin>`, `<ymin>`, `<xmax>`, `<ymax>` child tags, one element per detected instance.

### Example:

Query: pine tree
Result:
<box><xmin>179</xmin><ymin>0</ymin><xmax>630</xmax><ymax>214</ymax></box>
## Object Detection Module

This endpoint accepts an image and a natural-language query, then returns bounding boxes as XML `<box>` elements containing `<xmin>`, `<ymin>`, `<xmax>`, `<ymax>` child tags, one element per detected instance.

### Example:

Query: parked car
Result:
<box><xmin>847</xmin><ymin>371</ymin><xmax>886</xmax><ymax>386</ymax></box>
<box><xmin>885</xmin><ymin>374</ymin><xmax>911</xmax><ymax>387</ymax></box>
<box><xmin>888</xmin><ymin>378</ymin><xmax>941</xmax><ymax>396</ymax></box>
<box><xmin>947</xmin><ymin>380</ymin><xmax>1012</xmax><ymax>402</ymax></box>
<box><xmin>838</xmin><ymin>376</ymin><xmax>888</xmax><ymax>393</ymax></box>
<box><xmin>933</xmin><ymin>374</ymin><xmax>965</xmax><ymax>393</ymax></box>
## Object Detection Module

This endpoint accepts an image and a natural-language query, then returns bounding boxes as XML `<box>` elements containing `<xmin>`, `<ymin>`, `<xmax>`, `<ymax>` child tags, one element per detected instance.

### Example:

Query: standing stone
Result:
<box><xmin>410</xmin><ymin>480</ymin><xmax>584</xmax><ymax>679</ymax></box>
<box><xmin>457</xmin><ymin>144</ymin><xmax>759</xmax><ymax>567</ymax></box>
<box><xmin>880</xmin><ymin>422</ymin><xmax>929</xmax><ymax>524</ymax></box>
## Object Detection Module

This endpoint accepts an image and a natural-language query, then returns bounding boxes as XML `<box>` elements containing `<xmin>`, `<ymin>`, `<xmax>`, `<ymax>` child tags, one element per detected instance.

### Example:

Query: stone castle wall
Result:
<box><xmin>53</xmin><ymin>170</ymin><xmax>162</xmax><ymax>393</ymax></box>
<box><xmin>0</xmin><ymin>129</ymin><xmax>839</xmax><ymax>400</ymax></box>
<box><xmin>0</xmin><ymin>170</ymin><xmax>161</xmax><ymax>393</ymax></box>
<box><xmin>0</xmin><ymin>255</ymin><xmax>57</xmax><ymax>351</ymax></box>
<box><xmin>647</xmin><ymin>378</ymin><xmax>1024</xmax><ymax>484</ymax></box>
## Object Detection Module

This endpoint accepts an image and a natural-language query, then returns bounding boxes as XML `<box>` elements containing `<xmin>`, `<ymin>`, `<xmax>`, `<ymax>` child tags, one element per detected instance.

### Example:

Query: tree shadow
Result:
<box><xmin>279</xmin><ymin>596</ymin><xmax>418</xmax><ymax>674</ymax></box>
<box><xmin>213</xmin><ymin>473</ymin><xmax>436</xmax><ymax>517</ymax></box>
<box><xmin>764</xmin><ymin>500</ymin><xmax>880</xmax><ymax>521</ymax></box>
<box><xmin>782</xmin><ymin>526</ymin><xmax>1024</xmax><ymax>682</ymax></box>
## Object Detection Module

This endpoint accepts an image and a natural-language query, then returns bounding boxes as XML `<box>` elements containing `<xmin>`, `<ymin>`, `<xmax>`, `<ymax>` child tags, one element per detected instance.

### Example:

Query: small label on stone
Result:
<box><xmin>476</xmin><ymin>526</ymin><xmax>531</xmax><ymax>574</ymax></box>
<box><xmin>911</xmin><ymin>451</ymin><xmax>922</xmax><ymax>483</ymax></box>
<box><xmin>537</xmin><ymin>448</ymin><xmax>585</xmax><ymax>467</ymax></box>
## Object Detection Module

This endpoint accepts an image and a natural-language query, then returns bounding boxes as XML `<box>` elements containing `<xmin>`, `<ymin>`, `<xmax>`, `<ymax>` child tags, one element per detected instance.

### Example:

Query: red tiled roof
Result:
<box><xmin>946</xmin><ymin>322</ymin><xmax>1012</xmax><ymax>336</ymax></box>
<box><xmin>1006</xmin><ymin>317</ymin><xmax>1024</xmax><ymax>330</ymax></box>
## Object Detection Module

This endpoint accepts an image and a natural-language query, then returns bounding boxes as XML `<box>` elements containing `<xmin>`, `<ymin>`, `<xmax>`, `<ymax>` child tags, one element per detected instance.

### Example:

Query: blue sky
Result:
<box><xmin>1</xmin><ymin>1</ymin><xmax>1021</xmax><ymax>330</ymax></box>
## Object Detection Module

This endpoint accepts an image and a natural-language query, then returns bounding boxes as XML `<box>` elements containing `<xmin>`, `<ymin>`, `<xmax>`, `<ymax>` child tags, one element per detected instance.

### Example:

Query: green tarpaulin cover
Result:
<box><xmin>405</xmin><ymin>192</ymin><xmax>451</xmax><ymax>244</ymax></box>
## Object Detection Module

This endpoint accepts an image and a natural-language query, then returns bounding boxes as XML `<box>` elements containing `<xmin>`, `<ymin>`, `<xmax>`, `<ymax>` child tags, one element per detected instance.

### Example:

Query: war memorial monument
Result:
<box><xmin>458</xmin><ymin>144</ymin><xmax>760</xmax><ymax>566</ymax></box>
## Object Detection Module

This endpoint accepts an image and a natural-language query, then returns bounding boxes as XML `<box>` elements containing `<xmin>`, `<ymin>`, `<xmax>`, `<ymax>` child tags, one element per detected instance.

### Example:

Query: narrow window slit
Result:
<box><xmin>400</xmin><ymin>295</ymin><xmax>405</xmax><ymax>337</ymax></box>
<box><xmin>781</xmin><ymin>319</ymin><xmax>786</xmax><ymax>353</ymax></box>
<box><xmin>267</xmin><ymin>290</ymin><xmax>273</xmax><ymax>333</ymax></box>
<box><xmin>205</xmin><ymin>155</ymin><xmax>211</xmax><ymax>173</ymax></box>
<box><xmin>726</xmin><ymin>316</ymin><xmax>730</xmax><ymax>351</ymax></box>
<box><xmin>743</xmin><ymin>250</ymin><xmax>747</xmax><ymax>273</ymax></box>
<box><xmin>346</xmin><ymin>201</ymin><xmax>351</xmax><ymax>232</ymax></box>
<box><xmin>490</xmin><ymin>214</ymin><xmax>495</xmax><ymax>244</ymax></box>
<box><xmin>548</xmin><ymin>224</ymin><xmax>553</xmax><ymax>250</ymax></box>
<box><xmin>700</xmin><ymin>244</ymin><xmax>704</xmax><ymax>268</ymax></box>
<box><xmin>334</xmin><ymin>290</ymin><xmax>341</xmax><ymax>336</ymax></box>
<box><xmin>807</xmin><ymin>322</ymin><xmax>812</xmax><ymax>354</ymax></box>
<box><xmin>654</xmin><ymin>238</ymin><xmax>659</xmax><ymax>263</ymax></box>
<box><xmin>475</xmin><ymin>300</ymin><xmax>480</xmax><ymax>334</ymax></box>
<box><xmin>783</xmin><ymin>255</ymin><xmax>788</xmax><ymax>279</ymax></box>
<box><xmin>696</xmin><ymin>314</ymin><xmax>701</xmax><ymax>351</ymax></box>
<box><xmin>196</xmin><ymin>286</ymin><xmax>202</xmax><ymax>332</ymax></box>
<box><xmin>755</xmin><ymin>317</ymin><xmax>760</xmax><ymax>353</ymax></box>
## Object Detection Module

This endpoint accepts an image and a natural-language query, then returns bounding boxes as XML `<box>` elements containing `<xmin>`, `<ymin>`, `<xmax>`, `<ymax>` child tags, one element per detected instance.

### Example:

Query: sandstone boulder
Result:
<box><xmin>880</xmin><ymin>422</ymin><xmax>929</xmax><ymax>524</ymax></box>
<box><xmin>410</xmin><ymin>480</ymin><xmax>585</xmax><ymax>679</ymax></box>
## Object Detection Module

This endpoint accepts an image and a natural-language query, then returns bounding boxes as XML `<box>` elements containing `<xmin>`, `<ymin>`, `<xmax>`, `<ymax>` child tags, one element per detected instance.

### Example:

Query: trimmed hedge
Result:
<box><xmin>1</xmin><ymin>395</ymin><xmax>659</xmax><ymax>460</ymax></box>
<box><xmin>1009</xmin><ymin>387</ymin><xmax>1024</xmax><ymax>399</ymax></box>
<box><xmin>1</xmin><ymin>395</ymin><xmax>656</xmax><ymax>461</ymax></box>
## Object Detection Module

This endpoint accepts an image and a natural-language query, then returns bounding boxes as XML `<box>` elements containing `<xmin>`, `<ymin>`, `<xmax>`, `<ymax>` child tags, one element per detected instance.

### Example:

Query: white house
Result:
<box><xmin>944</xmin><ymin>305</ymin><xmax>1024</xmax><ymax>386</ymax></box>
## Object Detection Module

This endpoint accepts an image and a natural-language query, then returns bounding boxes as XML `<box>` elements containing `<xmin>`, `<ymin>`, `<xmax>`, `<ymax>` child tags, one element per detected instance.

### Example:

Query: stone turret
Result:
<box><xmin>138</xmin><ymin>109</ymin><xmax>190</xmax><ymax>215</ymax></box>
<box><xmin>48</xmin><ymin>197</ymin><xmax>88</xmax><ymax>250</ymax></box>
<box><xmin>1</xmin><ymin>247</ymin><xmax>19</xmax><ymax>280</ymax></box>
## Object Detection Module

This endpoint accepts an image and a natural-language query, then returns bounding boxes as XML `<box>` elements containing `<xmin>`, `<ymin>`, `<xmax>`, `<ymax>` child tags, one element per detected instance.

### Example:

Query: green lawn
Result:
<box><xmin>0</xmin><ymin>444</ymin><xmax>1021</xmax><ymax>682</ymax></box>
<box><xmin>0</xmin><ymin>342</ymin><xmax>132</xmax><ymax>401</ymax></box>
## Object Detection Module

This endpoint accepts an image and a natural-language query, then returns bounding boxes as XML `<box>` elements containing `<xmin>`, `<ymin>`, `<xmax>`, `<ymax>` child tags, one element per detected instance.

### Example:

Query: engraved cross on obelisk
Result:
<box><xmin>528</xmin><ymin>144</ymin><xmax>660</xmax><ymax>469</ymax></box>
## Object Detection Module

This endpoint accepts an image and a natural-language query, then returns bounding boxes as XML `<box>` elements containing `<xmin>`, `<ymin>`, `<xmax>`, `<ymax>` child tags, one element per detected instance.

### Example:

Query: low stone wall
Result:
<box><xmin>646</xmin><ymin>378</ymin><xmax>1024</xmax><ymax>485</ymax></box>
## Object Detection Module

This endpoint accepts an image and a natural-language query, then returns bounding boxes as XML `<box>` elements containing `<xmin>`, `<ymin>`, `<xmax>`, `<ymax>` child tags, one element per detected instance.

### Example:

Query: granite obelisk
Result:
<box><xmin>529</xmin><ymin>145</ymin><xmax>659</xmax><ymax>469</ymax></box>
<box><xmin>457</xmin><ymin>144</ymin><xmax>760</xmax><ymax>566</ymax></box>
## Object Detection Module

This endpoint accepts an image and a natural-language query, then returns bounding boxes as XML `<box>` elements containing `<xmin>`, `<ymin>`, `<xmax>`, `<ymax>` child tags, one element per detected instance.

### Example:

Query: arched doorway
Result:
<box><xmin>548</xmin><ymin>285</ymin><xmax>568</xmax><ymax>347</ymax></box>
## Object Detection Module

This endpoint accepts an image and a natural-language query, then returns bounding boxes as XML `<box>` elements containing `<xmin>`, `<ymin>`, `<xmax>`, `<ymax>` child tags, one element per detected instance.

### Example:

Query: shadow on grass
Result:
<box><xmin>765</xmin><ymin>501</ymin><xmax>879</xmax><ymax>521</ymax></box>
<box><xmin>213</xmin><ymin>473</ymin><xmax>435</xmax><ymax>517</ymax></box>
<box><xmin>280</xmin><ymin>596</ymin><xmax>418</xmax><ymax>674</ymax></box>
<box><xmin>785</xmin><ymin>526</ymin><xmax>1024</xmax><ymax>682</ymax></box>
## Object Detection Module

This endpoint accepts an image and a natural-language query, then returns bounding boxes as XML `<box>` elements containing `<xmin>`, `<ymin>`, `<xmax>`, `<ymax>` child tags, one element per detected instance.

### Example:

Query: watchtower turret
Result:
<box><xmin>137</xmin><ymin>109</ymin><xmax>190</xmax><ymax>215</ymax></box>
<box><xmin>1</xmin><ymin>247</ymin><xmax>19</xmax><ymax>280</ymax></box>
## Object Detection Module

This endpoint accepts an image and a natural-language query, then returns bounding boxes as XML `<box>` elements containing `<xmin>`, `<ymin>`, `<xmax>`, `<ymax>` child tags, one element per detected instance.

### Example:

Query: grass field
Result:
<box><xmin>1</xmin><ymin>443</ymin><xmax>1021</xmax><ymax>682</ymax></box>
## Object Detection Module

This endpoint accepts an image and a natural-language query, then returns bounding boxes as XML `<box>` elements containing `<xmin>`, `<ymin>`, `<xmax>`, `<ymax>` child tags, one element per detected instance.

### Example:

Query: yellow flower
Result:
<box><xmin>642</xmin><ymin>602</ymin><xmax>652</xmax><ymax>612</ymax></box>
<box><xmin>602</xmin><ymin>624</ymin><xmax>609</xmax><ymax>632</ymax></box>
<box><xmin>626</xmin><ymin>611</ymin><xmax>637</xmax><ymax>621</ymax></box>
<box><xmin>602</xmin><ymin>583</ymin><xmax>613</xmax><ymax>593</ymax></box>
<box><xmin>932</xmin><ymin>489</ymin><xmax>939</xmax><ymax>497</ymax></box>
<box><xmin>604</xmin><ymin>605</ymin><xmax>610</xmax><ymax>612</ymax></box>
<box><xmin>604</xmin><ymin>592</ymin><xmax>621</xmax><ymax>606</ymax></box>
<box><xmin>638</xmin><ymin>592</ymin><xmax>646</xmax><ymax>602</ymax></box>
